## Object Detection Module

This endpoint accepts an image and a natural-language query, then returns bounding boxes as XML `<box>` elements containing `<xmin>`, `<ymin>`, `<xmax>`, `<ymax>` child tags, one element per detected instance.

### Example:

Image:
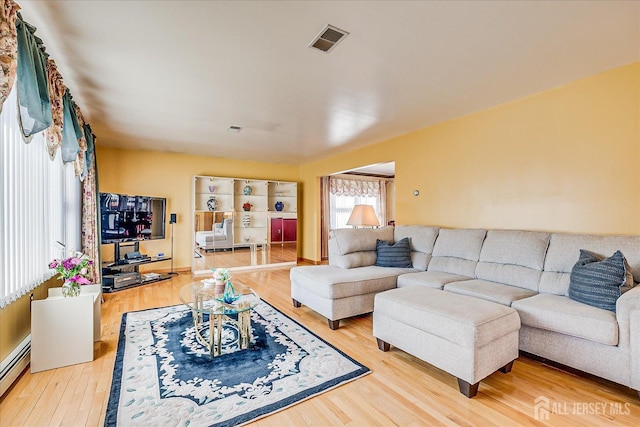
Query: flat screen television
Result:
<box><xmin>99</xmin><ymin>193</ymin><xmax>166</xmax><ymax>244</ymax></box>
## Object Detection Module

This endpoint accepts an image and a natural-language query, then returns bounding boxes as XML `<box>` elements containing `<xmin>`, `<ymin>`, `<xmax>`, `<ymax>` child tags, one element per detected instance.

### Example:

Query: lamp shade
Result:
<box><xmin>346</xmin><ymin>204</ymin><xmax>380</xmax><ymax>227</ymax></box>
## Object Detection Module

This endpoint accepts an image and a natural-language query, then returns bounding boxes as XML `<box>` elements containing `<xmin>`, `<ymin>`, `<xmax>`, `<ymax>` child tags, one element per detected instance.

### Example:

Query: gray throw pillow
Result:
<box><xmin>568</xmin><ymin>250</ymin><xmax>631</xmax><ymax>312</ymax></box>
<box><xmin>375</xmin><ymin>237</ymin><xmax>412</xmax><ymax>268</ymax></box>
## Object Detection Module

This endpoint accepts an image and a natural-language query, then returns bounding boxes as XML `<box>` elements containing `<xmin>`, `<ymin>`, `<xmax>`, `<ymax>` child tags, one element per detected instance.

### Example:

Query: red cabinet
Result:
<box><xmin>270</xmin><ymin>218</ymin><xmax>283</xmax><ymax>242</ymax></box>
<box><xmin>270</xmin><ymin>217</ymin><xmax>297</xmax><ymax>243</ymax></box>
<box><xmin>283</xmin><ymin>218</ymin><xmax>297</xmax><ymax>242</ymax></box>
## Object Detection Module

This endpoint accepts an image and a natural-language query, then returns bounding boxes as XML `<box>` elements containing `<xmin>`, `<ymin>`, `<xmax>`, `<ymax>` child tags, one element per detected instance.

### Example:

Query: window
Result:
<box><xmin>329</xmin><ymin>177</ymin><xmax>386</xmax><ymax>230</ymax></box>
<box><xmin>0</xmin><ymin>87</ymin><xmax>81</xmax><ymax>308</ymax></box>
<box><xmin>329</xmin><ymin>193</ymin><xmax>380</xmax><ymax>230</ymax></box>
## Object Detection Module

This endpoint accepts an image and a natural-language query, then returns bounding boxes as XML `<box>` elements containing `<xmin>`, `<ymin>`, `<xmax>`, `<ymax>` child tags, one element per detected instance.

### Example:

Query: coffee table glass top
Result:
<box><xmin>179</xmin><ymin>281</ymin><xmax>260</xmax><ymax>357</ymax></box>
<box><xmin>179</xmin><ymin>281</ymin><xmax>260</xmax><ymax>315</ymax></box>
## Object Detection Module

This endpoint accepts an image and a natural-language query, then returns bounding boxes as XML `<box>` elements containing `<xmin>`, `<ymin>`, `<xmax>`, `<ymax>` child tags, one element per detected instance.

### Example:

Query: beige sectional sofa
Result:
<box><xmin>289</xmin><ymin>225</ymin><xmax>640</xmax><ymax>394</ymax></box>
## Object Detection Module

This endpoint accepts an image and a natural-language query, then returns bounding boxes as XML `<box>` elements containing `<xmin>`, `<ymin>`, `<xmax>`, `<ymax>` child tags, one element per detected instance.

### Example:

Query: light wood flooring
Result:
<box><xmin>1</xmin><ymin>265</ymin><xmax>639</xmax><ymax>426</ymax></box>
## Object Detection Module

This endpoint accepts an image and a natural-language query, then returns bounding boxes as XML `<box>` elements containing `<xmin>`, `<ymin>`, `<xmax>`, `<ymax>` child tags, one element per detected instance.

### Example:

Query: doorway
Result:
<box><xmin>320</xmin><ymin>162</ymin><xmax>395</xmax><ymax>259</ymax></box>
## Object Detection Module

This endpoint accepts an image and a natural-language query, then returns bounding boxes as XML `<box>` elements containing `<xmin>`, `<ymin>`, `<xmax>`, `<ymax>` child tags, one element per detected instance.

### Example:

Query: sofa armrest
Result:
<box><xmin>616</xmin><ymin>285</ymin><xmax>640</xmax><ymax>348</ymax></box>
<box><xmin>630</xmin><ymin>310</ymin><xmax>640</xmax><ymax>391</ymax></box>
<box><xmin>615</xmin><ymin>286</ymin><xmax>640</xmax><ymax>391</ymax></box>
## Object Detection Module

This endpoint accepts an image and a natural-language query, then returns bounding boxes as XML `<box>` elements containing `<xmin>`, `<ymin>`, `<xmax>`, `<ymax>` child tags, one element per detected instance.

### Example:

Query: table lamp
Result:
<box><xmin>346</xmin><ymin>204</ymin><xmax>380</xmax><ymax>228</ymax></box>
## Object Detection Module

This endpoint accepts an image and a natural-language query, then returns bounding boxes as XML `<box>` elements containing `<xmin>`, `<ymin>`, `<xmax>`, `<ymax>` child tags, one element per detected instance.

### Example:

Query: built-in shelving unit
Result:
<box><xmin>192</xmin><ymin>175</ymin><xmax>298</xmax><ymax>274</ymax></box>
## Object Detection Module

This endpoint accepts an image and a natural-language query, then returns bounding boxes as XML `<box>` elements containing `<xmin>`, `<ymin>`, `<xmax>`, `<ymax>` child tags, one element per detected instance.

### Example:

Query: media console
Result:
<box><xmin>102</xmin><ymin>242</ymin><xmax>173</xmax><ymax>292</ymax></box>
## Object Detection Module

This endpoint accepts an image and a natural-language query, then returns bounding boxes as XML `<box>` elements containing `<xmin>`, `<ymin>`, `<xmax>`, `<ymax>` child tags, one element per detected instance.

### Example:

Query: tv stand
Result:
<box><xmin>102</xmin><ymin>242</ymin><xmax>172</xmax><ymax>292</ymax></box>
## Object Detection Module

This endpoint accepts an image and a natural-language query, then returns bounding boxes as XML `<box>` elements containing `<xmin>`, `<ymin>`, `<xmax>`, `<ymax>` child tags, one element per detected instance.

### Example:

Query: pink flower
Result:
<box><xmin>49</xmin><ymin>261</ymin><xmax>59</xmax><ymax>269</ymax></box>
<box><xmin>70</xmin><ymin>275</ymin><xmax>91</xmax><ymax>285</ymax></box>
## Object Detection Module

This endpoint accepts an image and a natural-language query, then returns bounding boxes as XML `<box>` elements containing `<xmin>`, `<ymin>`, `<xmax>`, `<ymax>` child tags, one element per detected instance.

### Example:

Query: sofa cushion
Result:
<box><xmin>375</xmin><ymin>238</ymin><xmax>412</xmax><ymax>268</ymax></box>
<box><xmin>397</xmin><ymin>271</ymin><xmax>473</xmax><ymax>289</ymax></box>
<box><xmin>476</xmin><ymin>229</ymin><xmax>550</xmax><ymax>291</ymax></box>
<box><xmin>394</xmin><ymin>225</ymin><xmax>439</xmax><ymax>254</ymax></box>
<box><xmin>374</xmin><ymin>287</ymin><xmax>520</xmax><ymax>348</ymax></box>
<box><xmin>444</xmin><ymin>279</ymin><xmax>537</xmax><ymax>306</ymax></box>
<box><xmin>512</xmin><ymin>294</ymin><xmax>618</xmax><ymax>346</ymax></box>
<box><xmin>331</xmin><ymin>227</ymin><xmax>394</xmax><ymax>255</ymax></box>
<box><xmin>394</xmin><ymin>225</ymin><xmax>440</xmax><ymax>271</ymax></box>
<box><xmin>330</xmin><ymin>250</ymin><xmax>377</xmax><ymax>269</ymax></box>
<box><xmin>290</xmin><ymin>265</ymin><xmax>416</xmax><ymax>300</ymax></box>
<box><xmin>428</xmin><ymin>228</ymin><xmax>486</xmax><ymax>277</ymax></box>
<box><xmin>569</xmin><ymin>250</ymin><xmax>629</xmax><ymax>312</ymax></box>
<box><xmin>540</xmin><ymin>233</ymin><xmax>640</xmax><ymax>296</ymax></box>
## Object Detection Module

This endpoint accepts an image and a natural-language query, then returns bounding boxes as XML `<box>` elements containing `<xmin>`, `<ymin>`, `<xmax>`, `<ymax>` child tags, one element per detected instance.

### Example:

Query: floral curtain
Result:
<box><xmin>73</xmin><ymin>101</ymin><xmax>88</xmax><ymax>178</ymax></box>
<box><xmin>329</xmin><ymin>177</ymin><xmax>380</xmax><ymax>197</ymax></box>
<box><xmin>82</xmin><ymin>145</ymin><xmax>100</xmax><ymax>284</ymax></box>
<box><xmin>15</xmin><ymin>12</ymin><xmax>51</xmax><ymax>137</ymax></box>
<box><xmin>45</xmin><ymin>58</ymin><xmax>64</xmax><ymax>159</ymax></box>
<box><xmin>0</xmin><ymin>0</ymin><xmax>19</xmax><ymax>112</ymax></box>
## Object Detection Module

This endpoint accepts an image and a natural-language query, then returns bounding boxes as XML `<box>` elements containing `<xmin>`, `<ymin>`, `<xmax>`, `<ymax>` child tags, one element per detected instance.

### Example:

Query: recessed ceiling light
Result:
<box><xmin>309</xmin><ymin>24</ymin><xmax>349</xmax><ymax>53</ymax></box>
<box><xmin>227</xmin><ymin>125</ymin><xmax>242</xmax><ymax>133</ymax></box>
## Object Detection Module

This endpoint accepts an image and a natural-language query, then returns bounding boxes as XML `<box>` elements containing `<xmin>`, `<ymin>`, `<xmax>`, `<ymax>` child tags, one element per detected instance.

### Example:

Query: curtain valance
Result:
<box><xmin>16</xmin><ymin>12</ymin><xmax>51</xmax><ymax>136</ymax></box>
<box><xmin>330</xmin><ymin>177</ymin><xmax>381</xmax><ymax>197</ymax></box>
<box><xmin>1</xmin><ymin>3</ymin><xmax>94</xmax><ymax>178</ymax></box>
<box><xmin>0</xmin><ymin>0</ymin><xmax>19</xmax><ymax>111</ymax></box>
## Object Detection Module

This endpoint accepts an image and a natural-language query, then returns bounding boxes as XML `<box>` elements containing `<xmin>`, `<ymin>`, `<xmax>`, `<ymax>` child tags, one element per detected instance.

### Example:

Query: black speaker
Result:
<box><xmin>170</xmin><ymin>213</ymin><xmax>177</xmax><ymax>224</ymax></box>
<box><xmin>125</xmin><ymin>251</ymin><xmax>142</xmax><ymax>260</ymax></box>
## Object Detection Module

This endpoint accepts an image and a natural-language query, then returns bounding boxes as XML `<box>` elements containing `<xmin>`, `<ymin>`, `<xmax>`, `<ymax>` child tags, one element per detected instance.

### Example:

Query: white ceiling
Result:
<box><xmin>340</xmin><ymin>162</ymin><xmax>395</xmax><ymax>177</ymax></box>
<box><xmin>18</xmin><ymin>1</ymin><xmax>640</xmax><ymax>165</ymax></box>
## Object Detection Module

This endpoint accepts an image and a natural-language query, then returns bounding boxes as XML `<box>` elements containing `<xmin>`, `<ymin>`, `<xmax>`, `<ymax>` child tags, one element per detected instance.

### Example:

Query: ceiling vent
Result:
<box><xmin>227</xmin><ymin>125</ymin><xmax>242</xmax><ymax>133</ymax></box>
<box><xmin>309</xmin><ymin>24</ymin><xmax>349</xmax><ymax>53</ymax></box>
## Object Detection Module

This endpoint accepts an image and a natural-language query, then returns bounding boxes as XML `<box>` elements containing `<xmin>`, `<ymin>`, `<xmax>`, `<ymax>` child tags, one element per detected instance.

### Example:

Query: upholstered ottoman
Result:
<box><xmin>374</xmin><ymin>287</ymin><xmax>520</xmax><ymax>397</ymax></box>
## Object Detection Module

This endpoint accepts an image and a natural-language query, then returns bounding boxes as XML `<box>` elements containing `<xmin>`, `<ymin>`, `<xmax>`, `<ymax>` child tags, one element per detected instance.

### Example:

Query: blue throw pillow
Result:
<box><xmin>568</xmin><ymin>250</ymin><xmax>628</xmax><ymax>312</ymax></box>
<box><xmin>375</xmin><ymin>237</ymin><xmax>412</xmax><ymax>268</ymax></box>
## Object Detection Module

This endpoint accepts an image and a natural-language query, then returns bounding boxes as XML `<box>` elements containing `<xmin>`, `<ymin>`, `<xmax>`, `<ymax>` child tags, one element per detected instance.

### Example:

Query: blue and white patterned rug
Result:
<box><xmin>105</xmin><ymin>301</ymin><xmax>370</xmax><ymax>426</ymax></box>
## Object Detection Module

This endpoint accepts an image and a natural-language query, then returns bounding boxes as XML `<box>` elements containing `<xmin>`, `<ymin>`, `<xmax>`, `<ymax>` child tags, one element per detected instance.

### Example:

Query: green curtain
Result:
<box><xmin>61</xmin><ymin>89</ymin><xmax>83</xmax><ymax>163</ymax></box>
<box><xmin>84</xmin><ymin>123</ymin><xmax>95</xmax><ymax>169</ymax></box>
<box><xmin>15</xmin><ymin>13</ymin><xmax>51</xmax><ymax>137</ymax></box>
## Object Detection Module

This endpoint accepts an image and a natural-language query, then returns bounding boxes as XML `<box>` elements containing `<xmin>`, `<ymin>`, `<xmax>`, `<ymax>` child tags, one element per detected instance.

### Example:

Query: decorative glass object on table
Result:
<box><xmin>179</xmin><ymin>281</ymin><xmax>260</xmax><ymax>357</ymax></box>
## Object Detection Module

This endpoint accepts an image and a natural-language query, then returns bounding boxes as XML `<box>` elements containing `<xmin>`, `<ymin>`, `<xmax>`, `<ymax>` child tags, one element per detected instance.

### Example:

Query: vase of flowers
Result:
<box><xmin>212</xmin><ymin>268</ymin><xmax>230</xmax><ymax>296</ymax></box>
<box><xmin>49</xmin><ymin>251</ymin><xmax>93</xmax><ymax>298</ymax></box>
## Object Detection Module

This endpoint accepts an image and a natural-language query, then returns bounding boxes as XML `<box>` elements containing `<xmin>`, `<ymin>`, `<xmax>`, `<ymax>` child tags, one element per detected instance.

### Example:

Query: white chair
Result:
<box><xmin>195</xmin><ymin>218</ymin><xmax>234</xmax><ymax>250</ymax></box>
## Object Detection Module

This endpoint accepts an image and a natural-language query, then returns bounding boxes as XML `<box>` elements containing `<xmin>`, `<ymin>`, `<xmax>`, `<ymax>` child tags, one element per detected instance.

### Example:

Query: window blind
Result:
<box><xmin>0</xmin><ymin>86</ymin><xmax>81</xmax><ymax>308</ymax></box>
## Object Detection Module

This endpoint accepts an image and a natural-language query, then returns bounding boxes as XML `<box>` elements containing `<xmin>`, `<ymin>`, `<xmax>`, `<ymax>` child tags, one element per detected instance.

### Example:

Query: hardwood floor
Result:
<box><xmin>1</xmin><ymin>266</ymin><xmax>639</xmax><ymax>426</ymax></box>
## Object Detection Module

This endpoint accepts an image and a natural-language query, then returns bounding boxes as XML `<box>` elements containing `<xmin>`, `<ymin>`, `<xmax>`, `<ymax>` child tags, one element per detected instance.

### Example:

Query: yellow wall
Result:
<box><xmin>96</xmin><ymin>148</ymin><xmax>300</xmax><ymax>270</ymax></box>
<box><xmin>0</xmin><ymin>277</ymin><xmax>60</xmax><ymax>363</ymax></box>
<box><xmin>300</xmin><ymin>62</ymin><xmax>640</xmax><ymax>261</ymax></box>
<box><xmin>96</xmin><ymin>63</ymin><xmax>639</xmax><ymax>264</ymax></box>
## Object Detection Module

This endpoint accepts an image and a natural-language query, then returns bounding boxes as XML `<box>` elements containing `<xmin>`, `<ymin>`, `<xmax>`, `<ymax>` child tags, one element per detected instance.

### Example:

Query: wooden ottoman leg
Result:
<box><xmin>376</xmin><ymin>338</ymin><xmax>390</xmax><ymax>352</ymax></box>
<box><xmin>457</xmin><ymin>378</ymin><xmax>479</xmax><ymax>398</ymax></box>
<box><xmin>292</xmin><ymin>299</ymin><xmax>301</xmax><ymax>308</ymax></box>
<box><xmin>327</xmin><ymin>319</ymin><xmax>340</xmax><ymax>330</ymax></box>
<box><xmin>499</xmin><ymin>360</ymin><xmax>514</xmax><ymax>374</ymax></box>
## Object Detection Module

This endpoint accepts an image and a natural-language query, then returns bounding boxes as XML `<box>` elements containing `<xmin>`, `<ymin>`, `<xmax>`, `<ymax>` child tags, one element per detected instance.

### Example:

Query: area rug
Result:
<box><xmin>105</xmin><ymin>300</ymin><xmax>370</xmax><ymax>426</ymax></box>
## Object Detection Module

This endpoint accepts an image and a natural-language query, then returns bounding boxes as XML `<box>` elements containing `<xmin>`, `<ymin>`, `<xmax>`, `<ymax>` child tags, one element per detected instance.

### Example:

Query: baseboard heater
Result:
<box><xmin>0</xmin><ymin>334</ymin><xmax>30</xmax><ymax>397</ymax></box>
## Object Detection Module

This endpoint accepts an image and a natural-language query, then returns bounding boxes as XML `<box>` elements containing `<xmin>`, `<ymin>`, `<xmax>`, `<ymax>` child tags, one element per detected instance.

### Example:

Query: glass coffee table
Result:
<box><xmin>179</xmin><ymin>281</ymin><xmax>260</xmax><ymax>357</ymax></box>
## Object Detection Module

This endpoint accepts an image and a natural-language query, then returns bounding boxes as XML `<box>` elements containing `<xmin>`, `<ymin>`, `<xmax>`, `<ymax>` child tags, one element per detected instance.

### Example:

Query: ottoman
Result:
<box><xmin>373</xmin><ymin>287</ymin><xmax>520</xmax><ymax>397</ymax></box>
